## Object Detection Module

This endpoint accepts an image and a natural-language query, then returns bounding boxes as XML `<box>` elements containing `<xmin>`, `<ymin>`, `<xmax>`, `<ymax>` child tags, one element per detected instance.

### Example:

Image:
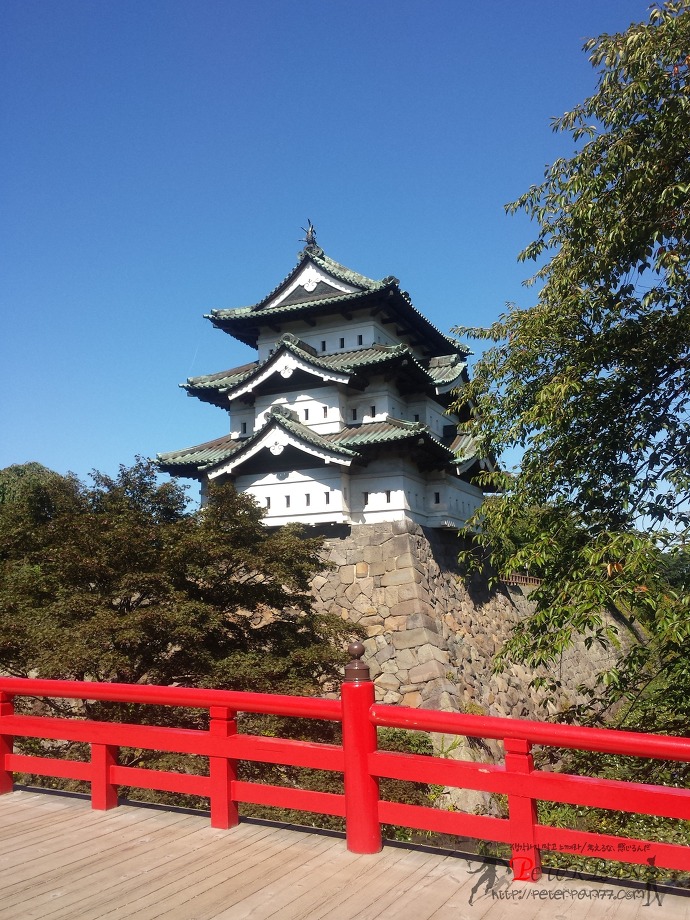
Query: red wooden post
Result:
<box><xmin>91</xmin><ymin>743</ymin><xmax>118</xmax><ymax>810</ymax></box>
<box><xmin>0</xmin><ymin>692</ymin><xmax>14</xmax><ymax>794</ymax></box>
<box><xmin>505</xmin><ymin>737</ymin><xmax>541</xmax><ymax>881</ymax></box>
<box><xmin>209</xmin><ymin>705</ymin><xmax>239</xmax><ymax>829</ymax></box>
<box><xmin>341</xmin><ymin>641</ymin><xmax>381</xmax><ymax>854</ymax></box>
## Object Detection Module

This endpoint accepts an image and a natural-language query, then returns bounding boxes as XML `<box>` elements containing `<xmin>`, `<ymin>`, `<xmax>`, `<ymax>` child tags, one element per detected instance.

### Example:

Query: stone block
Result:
<box><xmin>362</xmin><ymin>545</ymin><xmax>383</xmax><ymax>564</ymax></box>
<box><xmin>330</xmin><ymin>554</ymin><xmax>348</xmax><ymax>570</ymax></box>
<box><xmin>423</xmin><ymin>678</ymin><xmax>458</xmax><ymax>696</ymax></box>
<box><xmin>344</xmin><ymin>582</ymin><xmax>361</xmax><ymax>604</ymax></box>
<box><xmin>390</xmin><ymin>602</ymin><xmax>437</xmax><ymax>625</ymax></box>
<box><xmin>355</xmin><ymin>561</ymin><xmax>369</xmax><ymax>578</ymax></box>
<box><xmin>402</xmin><ymin>691</ymin><xmax>422</xmax><ymax>708</ymax></box>
<box><xmin>383</xmin><ymin>586</ymin><xmax>400</xmax><ymax>607</ymax></box>
<box><xmin>362</xmin><ymin>637</ymin><xmax>378</xmax><ymax>658</ymax></box>
<box><xmin>395</xmin><ymin>552</ymin><xmax>417</xmax><ymax>570</ymax></box>
<box><xmin>358</xmin><ymin>577</ymin><xmax>375</xmax><ymax>599</ymax></box>
<box><xmin>383</xmin><ymin>690</ymin><xmax>402</xmax><ymax>704</ymax></box>
<box><xmin>375</xmin><ymin>643</ymin><xmax>395</xmax><ymax>664</ymax></box>
<box><xmin>380</xmin><ymin>659</ymin><xmax>398</xmax><ymax>673</ymax></box>
<box><xmin>381</xmin><ymin>568</ymin><xmax>421</xmax><ymax>588</ymax></box>
<box><xmin>320</xmin><ymin>583</ymin><xmax>337</xmax><ymax>602</ymax></box>
<box><xmin>369</xmin><ymin>561</ymin><xmax>386</xmax><ymax>577</ymax></box>
<box><xmin>375</xmin><ymin>673</ymin><xmax>401</xmax><ymax>691</ymax></box>
<box><xmin>408</xmin><ymin>659</ymin><xmax>447</xmax><ymax>683</ymax></box>
<box><xmin>392</xmin><ymin>627</ymin><xmax>439</xmax><ymax>650</ymax></box>
<box><xmin>359</xmin><ymin>614</ymin><xmax>382</xmax><ymax>628</ymax></box>
<box><xmin>366</xmin><ymin>624</ymin><xmax>384</xmax><ymax>637</ymax></box>
<box><xmin>396</xmin><ymin>582</ymin><xmax>424</xmax><ymax>603</ymax></box>
<box><xmin>385</xmin><ymin>534</ymin><xmax>414</xmax><ymax>557</ymax></box>
<box><xmin>384</xmin><ymin>616</ymin><xmax>407</xmax><ymax>632</ymax></box>
<box><xmin>417</xmin><ymin>644</ymin><xmax>450</xmax><ymax>665</ymax></box>
<box><xmin>396</xmin><ymin>647</ymin><xmax>418</xmax><ymax>670</ymax></box>
<box><xmin>339</xmin><ymin>565</ymin><xmax>355</xmax><ymax>585</ymax></box>
<box><xmin>392</xmin><ymin>519</ymin><xmax>415</xmax><ymax>535</ymax></box>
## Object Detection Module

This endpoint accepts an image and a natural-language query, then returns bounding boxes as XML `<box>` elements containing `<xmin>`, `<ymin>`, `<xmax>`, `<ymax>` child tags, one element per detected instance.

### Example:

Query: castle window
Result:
<box><xmin>386</xmin><ymin>490</ymin><xmax>391</xmax><ymax>503</ymax></box>
<box><xmin>285</xmin><ymin>496</ymin><xmax>291</xmax><ymax>509</ymax></box>
<box><xmin>304</xmin><ymin>408</ymin><xmax>309</xmax><ymax>421</ymax></box>
<box><xmin>357</xmin><ymin>334</ymin><xmax>363</xmax><ymax>346</ymax></box>
<box><xmin>241</xmin><ymin>422</ymin><xmax>247</xmax><ymax>434</ymax></box>
<box><xmin>323</xmin><ymin>406</ymin><xmax>328</xmax><ymax>418</ymax></box>
<box><xmin>434</xmin><ymin>492</ymin><xmax>440</xmax><ymax>504</ymax></box>
<box><xmin>414</xmin><ymin>414</ymin><xmax>420</xmax><ymax>422</ymax></box>
<box><xmin>305</xmin><ymin>494</ymin><xmax>310</xmax><ymax>507</ymax></box>
<box><xmin>352</xmin><ymin>408</ymin><xmax>357</xmax><ymax>421</ymax></box>
<box><xmin>370</xmin><ymin>405</ymin><xmax>376</xmax><ymax>417</ymax></box>
<box><xmin>266</xmin><ymin>497</ymin><xmax>271</xmax><ymax>510</ymax></box>
<box><xmin>363</xmin><ymin>491</ymin><xmax>369</xmax><ymax>505</ymax></box>
<box><xmin>321</xmin><ymin>340</ymin><xmax>326</xmax><ymax>351</ymax></box>
<box><xmin>339</xmin><ymin>337</ymin><xmax>345</xmax><ymax>348</ymax></box>
<box><xmin>324</xmin><ymin>492</ymin><xmax>330</xmax><ymax>504</ymax></box>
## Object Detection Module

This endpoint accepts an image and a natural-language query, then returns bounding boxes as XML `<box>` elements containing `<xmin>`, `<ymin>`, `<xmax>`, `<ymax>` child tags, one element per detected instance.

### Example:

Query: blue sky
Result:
<box><xmin>2</xmin><ymin>0</ymin><xmax>650</xmax><ymax>490</ymax></box>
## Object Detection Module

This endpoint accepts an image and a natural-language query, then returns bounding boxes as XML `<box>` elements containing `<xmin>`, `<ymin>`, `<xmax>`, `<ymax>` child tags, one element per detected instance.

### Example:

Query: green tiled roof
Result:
<box><xmin>205</xmin><ymin>248</ymin><xmax>467</xmax><ymax>357</ymax></box>
<box><xmin>210</xmin><ymin>286</ymin><xmax>388</xmax><ymax>323</ymax></box>
<box><xmin>250</xmin><ymin>249</ymin><xmax>383</xmax><ymax>310</ymax></box>
<box><xmin>427</xmin><ymin>354</ymin><xmax>468</xmax><ymax>388</ymax></box>
<box><xmin>157</xmin><ymin>433</ymin><xmax>243</xmax><ymax>473</ymax></box>
<box><xmin>184</xmin><ymin>360</ymin><xmax>259</xmax><ymax>392</ymax></box>
<box><xmin>262</xmin><ymin>407</ymin><xmax>360</xmax><ymax>459</ymax></box>
<box><xmin>183</xmin><ymin>336</ymin><xmax>462</xmax><ymax>409</ymax></box>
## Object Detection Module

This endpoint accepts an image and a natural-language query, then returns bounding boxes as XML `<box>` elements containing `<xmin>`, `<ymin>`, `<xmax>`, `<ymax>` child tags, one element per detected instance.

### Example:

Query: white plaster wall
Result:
<box><xmin>257</xmin><ymin>315</ymin><xmax>402</xmax><ymax>361</ymax></box>
<box><xmin>236</xmin><ymin>466</ymin><xmax>349</xmax><ymax>525</ymax></box>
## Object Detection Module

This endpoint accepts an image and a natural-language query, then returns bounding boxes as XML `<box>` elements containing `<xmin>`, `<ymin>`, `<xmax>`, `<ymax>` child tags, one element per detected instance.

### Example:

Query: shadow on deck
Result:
<box><xmin>1</xmin><ymin>790</ymin><xmax>688</xmax><ymax>920</ymax></box>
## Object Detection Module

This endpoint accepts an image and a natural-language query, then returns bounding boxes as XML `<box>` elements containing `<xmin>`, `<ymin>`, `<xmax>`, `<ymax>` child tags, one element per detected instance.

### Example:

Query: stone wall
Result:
<box><xmin>310</xmin><ymin>520</ymin><xmax>617</xmax><ymax>724</ymax></box>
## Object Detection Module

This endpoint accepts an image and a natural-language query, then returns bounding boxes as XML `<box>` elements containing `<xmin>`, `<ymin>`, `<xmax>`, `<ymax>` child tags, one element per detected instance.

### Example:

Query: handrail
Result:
<box><xmin>371</xmin><ymin>703</ymin><xmax>690</xmax><ymax>760</ymax></box>
<box><xmin>0</xmin><ymin>676</ymin><xmax>342</xmax><ymax>720</ymax></box>
<box><xmin>2</xmin><ymin>644</ymin><xmax>690</xmax><ymax>883</ymax></box>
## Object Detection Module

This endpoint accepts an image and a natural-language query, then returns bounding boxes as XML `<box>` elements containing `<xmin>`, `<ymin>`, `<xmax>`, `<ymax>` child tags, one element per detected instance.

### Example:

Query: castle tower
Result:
<box><xmin>158</xmin><ymin>233</ymin><xmax>488</xmax><ymax>527</ymax></box>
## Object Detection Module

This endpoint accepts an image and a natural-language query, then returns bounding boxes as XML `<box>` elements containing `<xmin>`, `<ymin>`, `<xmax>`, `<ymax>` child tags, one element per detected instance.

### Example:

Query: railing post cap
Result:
<box><xmin>344</xmin><ymin>641</ymin><xmax>371</xmax><ymax>683</ymax></box>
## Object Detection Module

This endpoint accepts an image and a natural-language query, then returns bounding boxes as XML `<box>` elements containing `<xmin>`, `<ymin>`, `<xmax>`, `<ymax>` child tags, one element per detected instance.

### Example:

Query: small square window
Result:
<box><xmin>434</xmin><ymin>492</ymin><xmax>440</xmax><ymax>504</ymax></box>
<box><xmin>352</xmin><ymin>408</ymin><xmax>357</xmax><ymax>421</ymax></box>
<box><xmin>339</xmin><ymin>337</ymin><xmax>345</xmax><ymax>349</ymax></box>
<box><xmin>305</xmin><ymin>494</ymin><xmax>310</xmax><ymax>507</ymax></box>
<box><xmin>357</xmin><ymin>334</ymin><xmax>363</xmax><ymax>346</ymax></box>
<box><xmin>241</xmin><ymin>422</ymin><xmax>247</xmax><ymax>434</ymax></box>
<box><xmin>323</xmin><ymin>406</ymin><xmax>328</xmax><ymax>418</ymax></box>
<box><xmin>285</xmin><ymin>495</ymin><xmax>291</xmax><ymax>509</ymax></box>
<box><xmin>414</xmin><ymin>414</ymin><xmax>420</xmax><ymax>423</ymax></box>
<box><xmin>321</xmin><ymin>340</ymin><xmax>326</xmax><ymax>351</ymax></box>
<box><xmin>386</xmin><ymin>490</ymin><xmax>391</xmax><ymax>503</ymax></box>
<box><xmin>304</xmin><ymin>408</ymin><xmax>309</xmax><ymax>421</ymax></box>
<box><xmin>325</xmin><ymin>492</ymin><xmax>330</xmax><ymax>505</ymax></box>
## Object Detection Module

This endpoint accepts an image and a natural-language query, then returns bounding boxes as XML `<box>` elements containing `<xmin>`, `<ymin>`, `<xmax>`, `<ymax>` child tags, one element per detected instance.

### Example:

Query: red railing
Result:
<box><xmin>1</xmin><ymin>643</ymin><xmax>690</xmax><ymax>881</ymax></box>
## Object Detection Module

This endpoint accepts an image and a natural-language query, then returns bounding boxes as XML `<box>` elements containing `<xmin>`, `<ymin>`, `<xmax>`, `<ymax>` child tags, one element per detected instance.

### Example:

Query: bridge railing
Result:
<box><xmin>1</xmin><ymin>642</ymin><xmax>689</xmax><ymax>881</ymax></box>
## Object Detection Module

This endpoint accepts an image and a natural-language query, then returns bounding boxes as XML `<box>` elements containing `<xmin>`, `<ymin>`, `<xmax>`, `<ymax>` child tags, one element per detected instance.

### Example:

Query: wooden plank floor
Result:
<box><xmin>1</xmin><ymin>790</ymin><xmax>688</xmax><ymax>920</ymax></box>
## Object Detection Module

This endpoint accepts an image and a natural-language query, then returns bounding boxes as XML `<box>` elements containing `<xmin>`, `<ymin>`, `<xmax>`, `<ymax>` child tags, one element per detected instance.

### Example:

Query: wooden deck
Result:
<box><xmin>1</xmin><ymin>790</ymin><xmax>688</xmax><ymax>920</ymax></box>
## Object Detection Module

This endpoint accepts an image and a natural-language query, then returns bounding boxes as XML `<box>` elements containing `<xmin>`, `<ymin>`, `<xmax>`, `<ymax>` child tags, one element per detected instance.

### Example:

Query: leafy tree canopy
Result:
<box><xmin>452</xmin><ymin>2</ymin><xmax>690</xmax><ymax>727</ymax></box>
<box><xmin>0</xmin><ymin>458</ymin><xmax>345</xmax><ymax>698</ymax></box>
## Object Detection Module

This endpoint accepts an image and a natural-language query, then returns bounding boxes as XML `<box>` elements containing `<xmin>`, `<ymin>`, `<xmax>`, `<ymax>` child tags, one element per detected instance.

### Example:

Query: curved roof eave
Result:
<box><xmin>207</xmin><ymin>415</ymin><xmax>358</xmax><ymax>479</ymax></box>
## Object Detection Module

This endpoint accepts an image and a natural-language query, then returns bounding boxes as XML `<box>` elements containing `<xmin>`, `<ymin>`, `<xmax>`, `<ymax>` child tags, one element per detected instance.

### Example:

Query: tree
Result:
<box><xmin>452</xmin><ymin>2</ymin><xmax>690</xmax><ymax>728</ymax></box>
<box><xmin>0</xmin><ymin>458</ymin><xmax>346</xmax><ymax>699</ymax></box>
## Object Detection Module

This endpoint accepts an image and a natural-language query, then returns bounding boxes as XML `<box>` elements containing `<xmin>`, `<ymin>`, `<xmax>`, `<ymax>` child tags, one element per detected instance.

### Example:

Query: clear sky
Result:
<box><xmin>2</xmin><ymin>0</ymin><xmax>650</xmax><ymax>491</ymax></box>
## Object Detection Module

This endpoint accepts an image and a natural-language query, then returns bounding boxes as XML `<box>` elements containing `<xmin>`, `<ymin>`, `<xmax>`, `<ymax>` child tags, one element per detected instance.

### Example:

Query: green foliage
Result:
<box><xmin>0</xmin><ymin>457</ymin><xmax>347</xmax><ymax>698</ymax></box>
<box><xmin>451</xmin><ymin>2</ymin><xmax>690</xmax><ymax>728</ymax></box>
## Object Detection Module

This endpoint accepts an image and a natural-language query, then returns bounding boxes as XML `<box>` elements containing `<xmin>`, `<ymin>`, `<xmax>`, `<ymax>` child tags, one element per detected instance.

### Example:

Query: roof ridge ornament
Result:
<box><xmin>298</xmin><ymin>220</ymin><xmax>324</xmax><ymax>259</ymax></box>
